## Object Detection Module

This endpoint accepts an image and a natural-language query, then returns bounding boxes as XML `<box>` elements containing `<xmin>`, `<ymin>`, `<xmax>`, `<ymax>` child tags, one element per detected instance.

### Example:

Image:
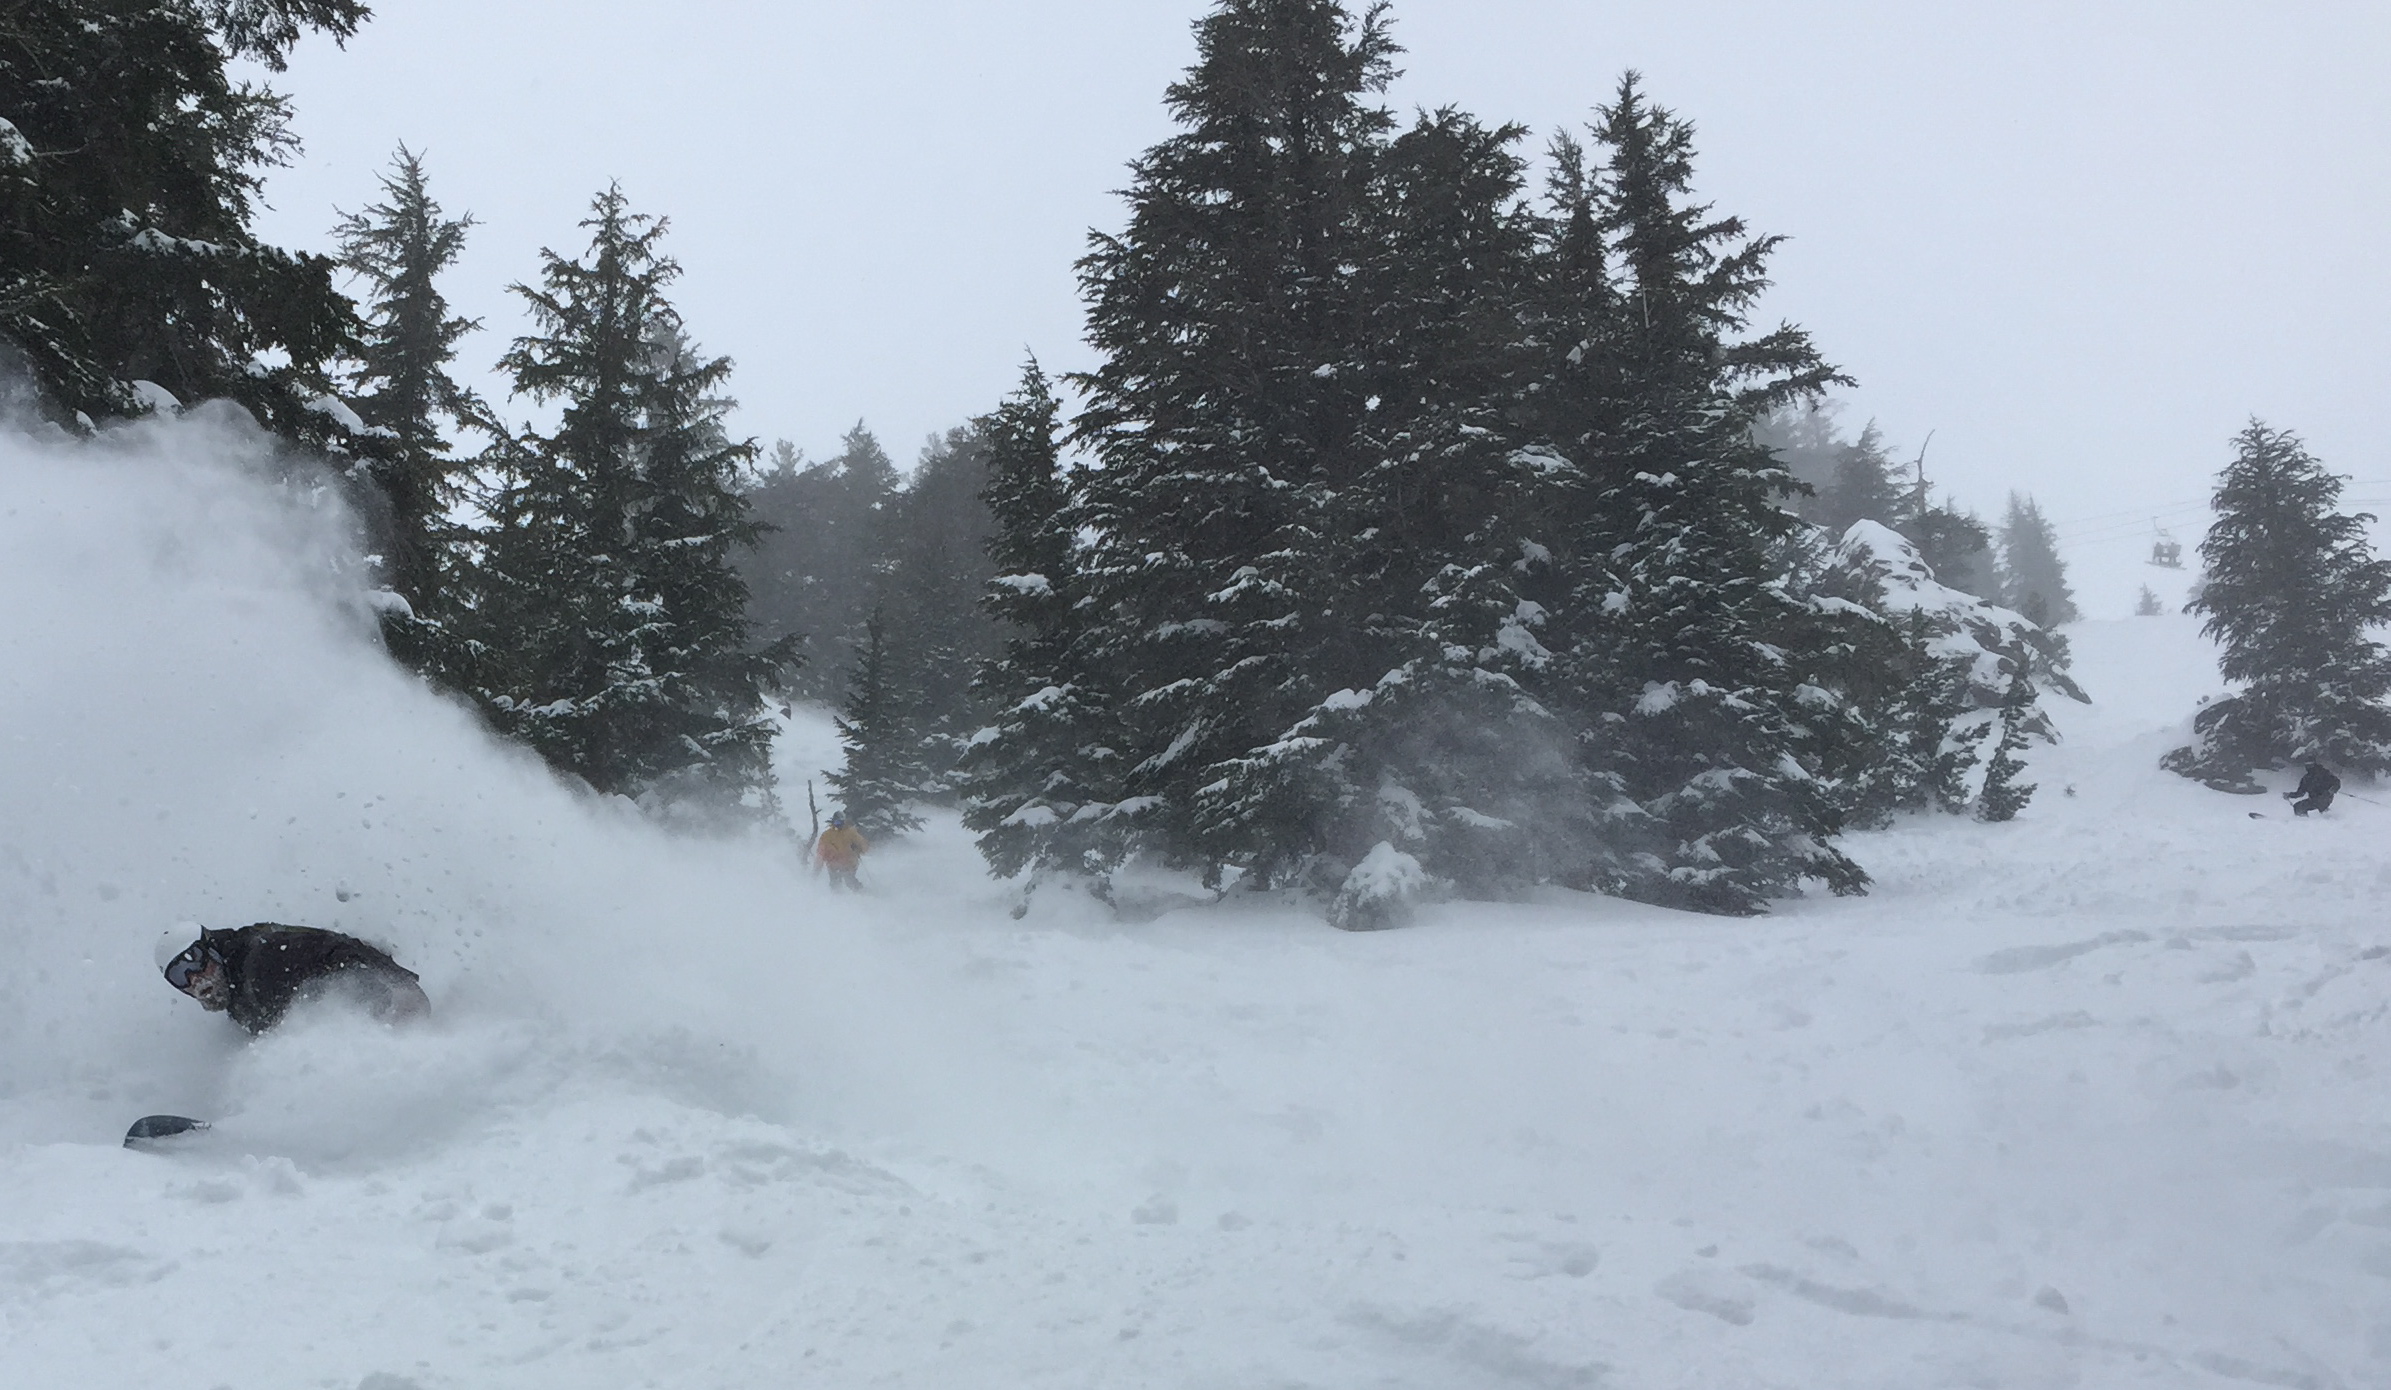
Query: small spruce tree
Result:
<box><xmin>1818</xmin><ymin>422</ymin><xmax>1906</xmax><ymax>534</ymax></box>
<box><xmin>827</xmin><ymin>613</ymin><xmax>929</xmax><ymax>837</ymax></box>
<box><xmin>1976</xmin><ymin>665</ymin><xmax>2038</xmax><ymax>822</ymax></box>
<box><xmin>1850</xmin><ymin>610</ymin><xmax>1980</xmax><ymax>823</ymax></box>
<box><xmin>2164</xmin><ymin>421</ymin><xmax>2391</xmax><ymax>785</ymax></box>
<box><xmin>1997</xmin><ymin>492</ymin><xmax>2077</xmax><ymax>626</ymax></box>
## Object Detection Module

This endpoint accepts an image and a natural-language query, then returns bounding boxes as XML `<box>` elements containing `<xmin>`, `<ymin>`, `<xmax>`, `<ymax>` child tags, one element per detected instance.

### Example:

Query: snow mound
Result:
<box><xmin>1840</xmin><ymin>519</ymin><xmax>2088</xmax><ymax>731</ymax></box>
<box><xmin>1329</xmin><ymin>840</ymin><xmax>1435</xmax><ymax>931</ymax></box>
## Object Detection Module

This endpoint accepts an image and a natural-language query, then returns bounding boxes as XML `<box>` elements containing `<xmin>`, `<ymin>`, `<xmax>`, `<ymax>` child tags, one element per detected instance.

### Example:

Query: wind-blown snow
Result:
<box><xmin>4</xmin><ymin>408</ymin><xmax>2389</xmax><ymax>1388</ymax></box>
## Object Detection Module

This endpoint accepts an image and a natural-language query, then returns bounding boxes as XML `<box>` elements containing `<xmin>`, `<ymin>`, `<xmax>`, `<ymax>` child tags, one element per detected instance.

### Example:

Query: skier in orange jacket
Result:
<box><xmin>814</xmin><ymin>810</ymin><xmax>870</xmax><ymax>890</ymax></box>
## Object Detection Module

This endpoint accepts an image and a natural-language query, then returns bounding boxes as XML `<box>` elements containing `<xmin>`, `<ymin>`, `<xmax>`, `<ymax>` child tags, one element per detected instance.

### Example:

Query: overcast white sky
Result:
<box><xmin>246</xmin><ymin>1</ymin><xmax>2391</xmax><ymax>613</ymax></box>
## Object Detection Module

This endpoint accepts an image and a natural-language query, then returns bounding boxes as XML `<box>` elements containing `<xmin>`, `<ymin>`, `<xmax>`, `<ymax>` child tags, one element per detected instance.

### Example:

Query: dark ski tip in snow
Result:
<box><xmin>124</xmin><ymin>1115</ymin><xmax>210</xmax><ymax>1149</ymax></box>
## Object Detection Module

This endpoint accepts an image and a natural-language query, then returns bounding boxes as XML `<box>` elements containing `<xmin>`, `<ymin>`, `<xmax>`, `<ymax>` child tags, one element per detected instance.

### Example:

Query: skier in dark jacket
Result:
<box><xmin>2288</xmin><ymin>761</ymin><xmax>2342</xmax><ymax>817</ymax></box>
<box><xmin>155</xmin><ymin>922</ymin><xmax>429</xmax><ymax>1034</ymax></box>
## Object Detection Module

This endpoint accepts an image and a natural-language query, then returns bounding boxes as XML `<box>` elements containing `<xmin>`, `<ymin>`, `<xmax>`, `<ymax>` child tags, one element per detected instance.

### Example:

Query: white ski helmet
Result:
<box><xmin>154</xmin><ymin>923</ymin><xmax>206</xmax><ymax>976</ymax></box>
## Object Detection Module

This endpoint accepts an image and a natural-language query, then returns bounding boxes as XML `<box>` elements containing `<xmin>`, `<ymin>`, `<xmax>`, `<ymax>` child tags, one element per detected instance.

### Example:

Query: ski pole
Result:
<box><xmin>805</xmin><ymin>780</ymin><xmax>822</xmax><ymax>876</ymax></box>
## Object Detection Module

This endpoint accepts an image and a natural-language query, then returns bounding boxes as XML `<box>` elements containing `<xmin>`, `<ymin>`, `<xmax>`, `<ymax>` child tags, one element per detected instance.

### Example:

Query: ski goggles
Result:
<box><xmin>163</xmin><ymin>944</ymin><xmax>219</xmax><ymax>991</ymax></box>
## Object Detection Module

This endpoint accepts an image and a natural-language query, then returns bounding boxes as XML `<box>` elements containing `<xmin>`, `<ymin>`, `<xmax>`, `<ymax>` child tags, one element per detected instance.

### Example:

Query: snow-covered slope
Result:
<box><xmin>5</xmin><ymin>414</ymin><xmax>2388</xmax><ymax>1390</ymax></box>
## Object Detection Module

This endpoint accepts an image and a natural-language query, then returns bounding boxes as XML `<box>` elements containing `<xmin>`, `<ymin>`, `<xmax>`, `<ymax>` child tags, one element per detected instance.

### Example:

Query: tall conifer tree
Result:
<box><xmin>1533</xmin><ymin>73</ymin><xmax>1863</xmax><ymax>913</ymax></box>
<box><xmin>956</xmin><ymin>361</ymin><xmax>1121</xmax><ymax>882</ymax></box>
<box><xmin>1194</xmin><ymin>105</ymin><xmax>1590</xmax><ymax>896</ymax></box>
<box><xmin>1067</xmin><ymin>0</ymin><xmax>1401</xmax><ymax>885</ymax></box>
<box><xmin>333</xmin><ymin>145</ymin><xmax>479</xmax><ymax>614</ymax></box>
<box><xmin>463</xmin><ymin>187</ymin><xmax>788</xmax><ymax>807</ymax></box>
<box><xmin>0</xmin><ymin>1</ymin><xmax>369</xmax><ymax>442</ymax></box>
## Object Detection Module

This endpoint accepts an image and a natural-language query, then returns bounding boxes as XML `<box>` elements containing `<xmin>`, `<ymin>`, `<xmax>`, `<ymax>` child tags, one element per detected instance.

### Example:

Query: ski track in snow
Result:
<box><xmin>5</xmin><ymin>421</ymin><xmax>2391</xmax><ymax>1388</ymax></box>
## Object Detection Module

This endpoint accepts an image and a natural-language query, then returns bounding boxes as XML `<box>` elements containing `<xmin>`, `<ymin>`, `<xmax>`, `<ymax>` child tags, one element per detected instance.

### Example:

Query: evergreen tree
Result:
<box><xmin>1819</xmin><ymin>422</ymin><xmax>1906</xmax><ymax>534</ymax></box>
<box><xmin>956</xmin><ymin>361</ymin><xmax>1117</xmax><ymax>882</ymax></box>
<box><xmin>875</xmin><ymin>423</ymin><xmax>1002</xmax><ymax>774</ymax></box>
<box><xmin>742</xmin><ymin>423</ymin><xmax>900</xmax><ymax>701</ymax></box>
<box><xmin>1895</xmin><ymin>613</ymin><xmax>1984</xmax><ymax>817</ymax></box>
<box><xmin>462</xmin><ymin>186</ymin><xmax>789</xmax><ymax>807</ymax></box>
<box><xmin>1191</xmin><ymin>103</ymin><xmax>1593</xmax><ymax>899</ymax></box>
<box><xmin>1066</xmin><ymin>0</ymin><xmax>1402</xmax><ymax>885</ymax></box>
<box><xmin>1975</xmin><ymin>665</ymin><xmax>2038</xmax><ymax>822</ymax></box>
<box><xmin>0</xmin><ymin>0</ymin><xmax>370</xmax><ymax>444</ymax></box>
<box><xmin>1808</xmin><ymin>582</ymin><xmax>1979</xmax><ymax>828</ymax></box>
<box><xmin>1898</xmin><ymin>497</ymin><xmax>1995</xmax><ymax>601</ymax></box>
<box><xmin>2135</xmin><ymin>583</ymin><xmax>2165</xmax><ymax>617</ymax></box>
<box><xmin>332</xmin><ymin>145</ymin><xmax>480</xmax><ymax>615</ymax></box>
<box><xmin>1532</xmin><ymin>73</ymin><xmax>1864</xmax><ymax>914</ymax></box>
<box><xmin>1751</xmin><ymin>402</ymin><xmax>1843</xmax><ymax>519</ymax></box>
<box><xmin>1997</xmin><ymin>491</ymin><xmax>2077</xmax><ymax>626</ymax></box>
<box><xmin>2164</xmin><ymin>421</ymin><xmax>2391</xmax><ymax>785</ymax></box>
<box><xmin>827</xmin><ymin>612</ymin><xmax>928</xmax><ymax>837</ymax></box>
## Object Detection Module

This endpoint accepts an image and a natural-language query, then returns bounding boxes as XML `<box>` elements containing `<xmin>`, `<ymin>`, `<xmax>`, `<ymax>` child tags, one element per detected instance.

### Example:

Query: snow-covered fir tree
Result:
<box><xmin>1527</xmin><ymin>73</ymin><xmax>1865</xmax><ymax>914</ymax></box>
<box><xmin>1832</xmin><ymin>519</ymin><xmax>2079</xmax><ymax>827</ymax></box>
<box><xmin>1996</xmin><ymin>492</ymin><xmax>2077</xmax><ymax>627</ymax></box>
<box><xmin>2136</xmin><ymin>584</ymin><xmax>2165</xmax><ymax>617</ymax></box>
<box><xmin>957</xmin><ymin>0</ymin><xmax>2078</xmax><ymax>918</ymax></box>
<box><xmin>2164</xmin><ymin>421</ymin><xmax>2391</xmax><ymax>787</ymax></box>
<box><xmin>1802</xmin><ymin>519</ymin><xmax>2080</xmax><ymax>825</ymax></box>
<box><xmin>461</xmin><ymin>186</ymin><xmax>789</xmax><ymax>809</ymax></box>
<box><xmin>1835</xmin><ymin>522</ymin><xmax>2084</xmax><ymax>730</ymax></box>
<box><xmin>1192</xmin><ymin>104</ymin><xmax>1596</xmax><ymax>906</ymax></box>
<box><xmin>1790</xmin><ymin>539</ymin><xmax>1978</xmax><ymax>829</ymax></box>
<box><xmin>332</xmin><ymin>145</ymin><xmax>481</xmax><ymax>623</ymax></box>
<box><xmin>1877</xmin><ymin>609</ymin><xmax>1983</xmax><ymax>819</ymax></box>
<box><xmin>1065</xmin><ymin>0</ymin><xmax>1404</xmax><ymax>888</ymax></box>
<box><xmin>0</xmin><ymin>0</ymin><xmax>369</xmax><ymax>446</ymax></box>
<box><xmin>827</xmin><ymin>613</ymin><xmax>928</xmax><ymax>837</ymax></box>
<box><xmin>956</xmin><ymin>361</ymin><xmax>1122</xmax><ymax>885</ymax></box>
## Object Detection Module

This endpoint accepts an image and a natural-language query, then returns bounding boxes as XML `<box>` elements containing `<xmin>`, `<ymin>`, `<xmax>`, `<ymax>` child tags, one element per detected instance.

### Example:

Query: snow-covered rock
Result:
<box><xmin>1838</xmin><ymin>519</ymin><xmax>2088</xmax><ymax>736</ymax></box>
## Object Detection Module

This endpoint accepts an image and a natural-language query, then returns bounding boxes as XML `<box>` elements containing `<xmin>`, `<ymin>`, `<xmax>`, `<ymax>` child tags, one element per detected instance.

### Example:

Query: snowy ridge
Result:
<box><xmin>3</xmin><ymin>414</ymin><xmax>2388</xmax><ymax>1387</ymax></box>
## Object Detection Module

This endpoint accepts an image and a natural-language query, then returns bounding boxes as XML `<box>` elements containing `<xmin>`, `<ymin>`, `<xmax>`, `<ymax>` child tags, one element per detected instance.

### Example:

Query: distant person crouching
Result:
<box><xmin>156</xmin><ymin>923</ymin><xmax>429</xmax><ymax>1034</ymax></box>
